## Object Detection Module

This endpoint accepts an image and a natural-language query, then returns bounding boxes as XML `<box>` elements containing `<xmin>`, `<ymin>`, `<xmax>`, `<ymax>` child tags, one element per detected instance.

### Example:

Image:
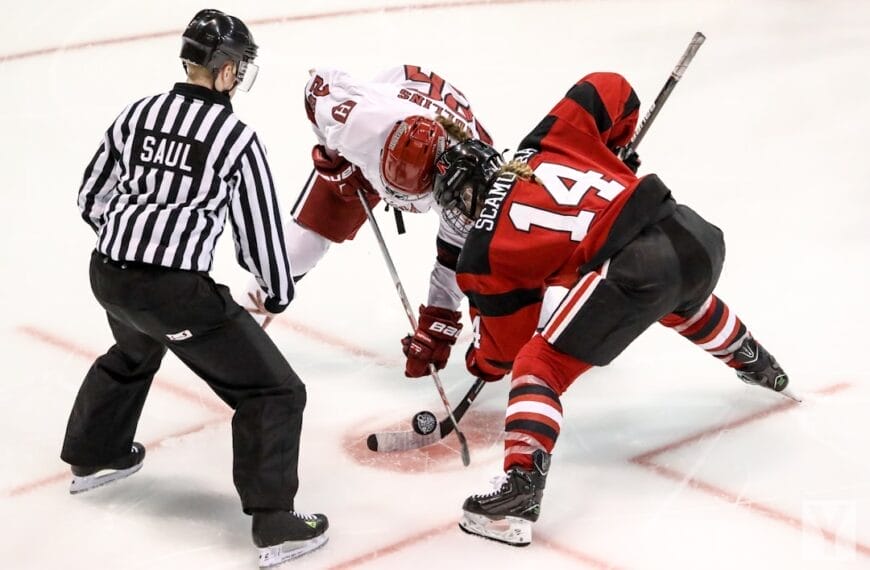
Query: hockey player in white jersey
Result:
<box><xmin>251</xmin><ymin>65</ymin><xmax>493</xmax><ymax>377</ymax></box>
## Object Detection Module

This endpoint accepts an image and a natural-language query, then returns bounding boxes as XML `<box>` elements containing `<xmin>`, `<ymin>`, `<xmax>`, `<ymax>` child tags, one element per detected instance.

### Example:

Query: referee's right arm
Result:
<box><xmin>229</xmin><ymin>133</ymin><xmax>294</xmax><ymax>314</ymax></box>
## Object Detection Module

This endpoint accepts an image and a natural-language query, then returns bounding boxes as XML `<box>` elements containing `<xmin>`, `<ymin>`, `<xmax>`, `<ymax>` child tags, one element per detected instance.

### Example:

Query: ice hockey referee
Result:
<box><xmin>60</xmin><ymin>9</ymin><xmax>328</xmax><ymax>567</ymax></box>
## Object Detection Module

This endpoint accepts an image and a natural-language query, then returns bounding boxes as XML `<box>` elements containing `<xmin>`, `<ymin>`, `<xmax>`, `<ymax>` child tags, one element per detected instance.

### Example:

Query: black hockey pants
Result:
<box><xmin>547</xmin><ymin>204</ymin><xmax>726</xmax><ymax>366</ymax></box>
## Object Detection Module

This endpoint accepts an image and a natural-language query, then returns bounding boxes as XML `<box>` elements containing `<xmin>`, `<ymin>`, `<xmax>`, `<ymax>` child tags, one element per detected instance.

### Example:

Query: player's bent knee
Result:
<box><xmin>513</xmin><ymin>334</ymin><xmax>593</xmax><ymax>395</ymax></box>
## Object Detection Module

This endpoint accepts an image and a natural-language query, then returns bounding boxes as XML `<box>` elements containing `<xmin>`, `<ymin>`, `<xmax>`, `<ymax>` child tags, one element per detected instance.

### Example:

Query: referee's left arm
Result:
<box><xmin>228</xmin><ymin>133</ymin><xmax>294</xmax><ymax>314</ymax></box>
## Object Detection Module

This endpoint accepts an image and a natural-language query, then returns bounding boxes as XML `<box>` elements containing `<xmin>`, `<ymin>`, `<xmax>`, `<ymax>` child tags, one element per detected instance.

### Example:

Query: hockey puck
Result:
<box><xmin>366</xmin><ymin>434</ymin><xmax>379</xmax><ymax>451</ymax></box>
<box><xmin>412</xmin><ymin>411</ymin><xmax>438</xmax><ymax>435</ymax></box>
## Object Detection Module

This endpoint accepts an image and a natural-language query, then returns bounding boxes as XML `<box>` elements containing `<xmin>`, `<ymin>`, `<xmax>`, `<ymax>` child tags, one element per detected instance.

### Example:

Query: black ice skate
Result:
<box><xmin>733</xmin><ymin>337</ymin><xmax>799</xmax><ymax>401</ymax></box>
<box><xmin>253</xmin><ymin>510</ymin><xmax>329</xmax><ymax>567</ymax></box>
<box><xmin>69</xmin><ymin>442</ymin><xmax>145</xmax><ymax>494</ymax></box>
<box><xmin>459</xmin><ymin>450</ymin><xmax>550</xmax><ymax>546</ymax></box>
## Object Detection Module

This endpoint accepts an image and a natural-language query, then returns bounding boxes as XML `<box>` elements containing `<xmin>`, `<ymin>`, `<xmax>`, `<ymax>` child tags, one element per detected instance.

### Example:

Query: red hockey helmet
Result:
<box><xmin>380</xmin><ymin>116</ymin><xmax>447</xmax><ymax>202</ymax></box>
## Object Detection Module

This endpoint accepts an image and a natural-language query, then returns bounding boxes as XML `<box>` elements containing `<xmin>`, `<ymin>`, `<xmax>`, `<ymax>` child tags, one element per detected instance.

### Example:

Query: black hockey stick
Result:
<box><xmin>357</xmin><ymin>190</ymin><xmax>472</xmax><ymax>466</ymax></box>
<box><xmin>366</xmin><ymin>377</ymin><xmax>486</xmax><ymax>453</ymax></box>
<box><xmin>619</xmin><ymin>31</ymin><xmax>706</xmax><ymax>159</ymax></box>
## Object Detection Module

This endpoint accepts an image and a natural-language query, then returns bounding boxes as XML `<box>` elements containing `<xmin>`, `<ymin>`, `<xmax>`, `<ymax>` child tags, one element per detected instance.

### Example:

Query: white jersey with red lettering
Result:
<box><xmin>304</xmin><ymin>65</ymin><xmax>492</xmax><ymax>213</ymax></box>
<box><xmin>303</xmin><ymin>65</ymin><xmax>493</xmax><ymax>309</ymax></box>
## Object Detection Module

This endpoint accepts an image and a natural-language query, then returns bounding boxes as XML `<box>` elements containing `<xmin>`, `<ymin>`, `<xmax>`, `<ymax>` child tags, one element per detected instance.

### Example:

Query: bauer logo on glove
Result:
<box><xmin>428</xmin><ymin>321</ymin><xmax>461</xmax><ymax>339</ymax></box>
<box><xmin>401</xmin><ymin>305</ymin><xmax>463</xmax><ymax>378</ymax></box>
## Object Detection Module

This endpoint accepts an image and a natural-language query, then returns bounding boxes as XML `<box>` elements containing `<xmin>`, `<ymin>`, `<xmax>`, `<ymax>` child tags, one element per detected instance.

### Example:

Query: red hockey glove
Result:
<box><xmin>401</xmin><ymin>305</ymin><xmax>463</xmax><ymax>378</ymax></box>
<box><xmin>311</xmin><ymin>144</ymin><xmax>374</xmax><ymax>197</ymax></box>
<box><xmin>465</xmin><ymin>345</ymin><xmax>506</xmax><ymax>383</ymax></box>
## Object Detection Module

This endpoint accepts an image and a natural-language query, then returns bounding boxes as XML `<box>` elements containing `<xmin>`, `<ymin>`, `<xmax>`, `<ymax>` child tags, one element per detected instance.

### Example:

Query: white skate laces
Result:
<box><xmin>291</xmin><ymin>512</ymin><xmax>319</xmax><ymax>521</ymax></box>
<box><xmin>460</xmin><ymin>472</ymin><xmax>535</xmax><ymax>547</ymax></box>
<box><xmin>476</xmin><ymin>474</ymin><xmax>509</xmax><ymax>498</ymax></box>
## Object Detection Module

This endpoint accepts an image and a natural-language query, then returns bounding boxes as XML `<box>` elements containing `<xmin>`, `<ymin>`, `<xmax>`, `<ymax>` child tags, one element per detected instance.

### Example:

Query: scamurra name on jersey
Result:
<box><xmin>474</xmin><ymin>173</ymin><xmax>517</xmax><ymax>232</ymax></box>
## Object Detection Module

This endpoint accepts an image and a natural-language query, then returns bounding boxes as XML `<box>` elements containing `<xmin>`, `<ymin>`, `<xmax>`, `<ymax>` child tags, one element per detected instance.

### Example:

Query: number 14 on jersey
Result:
<box><xmin>508</xmin><ymin>163</ymin><xmax>626</xmax><ymax>242</ymax></box>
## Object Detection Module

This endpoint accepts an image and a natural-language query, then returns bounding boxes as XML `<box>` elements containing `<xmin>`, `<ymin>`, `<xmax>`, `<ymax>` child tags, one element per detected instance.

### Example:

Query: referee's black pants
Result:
<box><xmin>61</xmin><ymin>250</ymin><xmax>306</xmax><ymax>513</ymax></box>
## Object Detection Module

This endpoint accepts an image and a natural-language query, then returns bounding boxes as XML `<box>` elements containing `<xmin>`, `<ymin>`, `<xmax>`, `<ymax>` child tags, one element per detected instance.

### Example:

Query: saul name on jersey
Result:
<box><xmin>131</xmin><ymin>129</ymin><xmax>207</xmax><ymax>178</ymax></box>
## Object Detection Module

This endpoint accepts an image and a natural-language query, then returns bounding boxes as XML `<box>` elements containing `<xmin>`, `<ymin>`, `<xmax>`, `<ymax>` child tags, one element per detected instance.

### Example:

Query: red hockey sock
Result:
<box><xmin>660</xmin><ymin>295</ymin><xmax>750</xmax><ymax>368</ymax></box>
<box><xmin>504</xmin><ymin>335</ymin><xmax>593</xmax><ymax>471</ymax></box>
<box><xmin>503</xmin><ymin>374</ymin><xmax>562</xmax><ymax>471</ymax></box>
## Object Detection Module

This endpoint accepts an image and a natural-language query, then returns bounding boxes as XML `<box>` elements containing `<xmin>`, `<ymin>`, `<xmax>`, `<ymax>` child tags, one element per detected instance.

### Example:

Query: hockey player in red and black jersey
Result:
<box><xmin>394</xmin><ymin>72</ymin><xmax>791</xmax><ymax>546</ymax></box>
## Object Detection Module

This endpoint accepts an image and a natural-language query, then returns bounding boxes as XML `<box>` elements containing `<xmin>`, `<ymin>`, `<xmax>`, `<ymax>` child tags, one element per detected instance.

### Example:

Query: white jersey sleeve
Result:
<box><xmin>427</xmin><ymin>213</ymin><xmax>467</xmax><ymax>310</ymax></box>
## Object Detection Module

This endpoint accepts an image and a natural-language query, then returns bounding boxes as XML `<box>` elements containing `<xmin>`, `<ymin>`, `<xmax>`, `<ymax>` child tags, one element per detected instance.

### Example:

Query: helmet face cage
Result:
<box><xmin>433</xmin><ymin>141</ymin><xmax>503</xmax><ymax>233</ymax></box>
<box><xmin>439</xmin><ymin>189</ymin><xmax>476</xmax><ymax>233</ymax></box>
<box><xmin>381</xmin><ymin>183</ymin><xmax>432</xmax><ymax>212</ymax></box>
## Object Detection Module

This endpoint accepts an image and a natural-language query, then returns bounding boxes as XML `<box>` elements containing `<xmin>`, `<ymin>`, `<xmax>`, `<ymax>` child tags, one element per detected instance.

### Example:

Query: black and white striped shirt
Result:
<box><xmin>78</xmin><ymin>83</ymin><xmax>292</xmax><ymax>312</ymax></box>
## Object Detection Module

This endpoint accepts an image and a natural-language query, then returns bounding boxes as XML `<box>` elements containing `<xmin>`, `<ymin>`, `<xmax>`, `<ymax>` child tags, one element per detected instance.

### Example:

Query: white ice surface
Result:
<box><xmin>1</xmin><ymin>1</ymin><xmax>869</xmax><ymax>569</ymax></box>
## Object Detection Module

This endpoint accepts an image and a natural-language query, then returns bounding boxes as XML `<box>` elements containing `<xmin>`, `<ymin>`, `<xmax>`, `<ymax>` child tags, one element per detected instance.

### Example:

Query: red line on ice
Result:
<box><xmin>631</xmin><ymin>382</ymin><xmax>870</xmax><ymax>558</ymax></box>
<box><xmin>17</xmin><ymin>323</ymin><xmax>619</xmax><ymax>565</ymax></box>
<box><xmin>273</xmin><ymin>317</ymin><xmax>401</xmax><ymax>367</ymax></box>
<box><xmin>536</xmin><ymin>535</ymin><xmax>627</xmax><ymax>569</ymax></box>
<box><xmin>0</xmin><ymin>0</ymin><xmax>567</xmax><ymax>63</ymax></box>
<box><xmin>5</xmin><ymin>415</ymin><xmax>229</xmax><ymax>497</ymax></box>
<box><xmin>17</xmin><ymin>325</ymin><xmax>227</xmax><ymax>414</ymax></box>
<box><xmin>325</xmin><ymin>520</ymin><xmax>622</xmax><ymax>569</ymax></box>
<box><xmin>325</xmin><ymin>522</ymin><xmax>456</xmax><ymax>570</ymax></box>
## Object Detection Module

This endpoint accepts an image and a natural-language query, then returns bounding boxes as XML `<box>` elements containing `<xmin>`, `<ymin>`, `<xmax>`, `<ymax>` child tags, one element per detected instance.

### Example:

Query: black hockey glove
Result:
<box><xmin>614</xmin><ymin>146</ymin><xmax>641</xmax><ymax>174</ymax></box>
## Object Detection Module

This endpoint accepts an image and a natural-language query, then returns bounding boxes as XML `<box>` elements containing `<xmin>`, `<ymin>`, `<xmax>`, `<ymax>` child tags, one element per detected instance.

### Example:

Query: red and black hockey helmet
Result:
<box><xmin>180</xmin><ymin>9</ymin><xmax>259</xmax><ymax>91</ymax></box>
<box><xmin>380</xmin><ymin>116</ymin><xmax>447</xmax><ymax>204</ymax></box>
<box><xmin>432</xmin><ymin>139</ymin><xmax>503</xmax><ymax>231</ymax></box>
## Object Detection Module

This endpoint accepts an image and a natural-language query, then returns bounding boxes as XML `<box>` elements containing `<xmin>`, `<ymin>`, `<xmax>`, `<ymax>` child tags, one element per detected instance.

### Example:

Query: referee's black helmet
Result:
<box><xmin>180</xmin><ymin>9</ymin><xmax>259</xmax><ymax>91</ymax></box>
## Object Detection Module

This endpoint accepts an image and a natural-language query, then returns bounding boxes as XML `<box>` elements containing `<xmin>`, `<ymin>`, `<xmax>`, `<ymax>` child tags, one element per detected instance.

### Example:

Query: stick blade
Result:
<box><xmin>366</xmin><ymin>430</ymin><xmax>441</xmax><ymax>453</ymax></box>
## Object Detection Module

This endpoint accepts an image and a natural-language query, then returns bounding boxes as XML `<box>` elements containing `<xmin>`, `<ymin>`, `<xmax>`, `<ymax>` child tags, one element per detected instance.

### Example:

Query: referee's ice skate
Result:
<box><xmin>69</xmin><ymin>443</ymin><xmax>145</xmax><ymax>494</ymax></box>
<box><xmin>253</xmin><ymin>511</ymin><xmax>329</xmax><ymax>567</ymax></box>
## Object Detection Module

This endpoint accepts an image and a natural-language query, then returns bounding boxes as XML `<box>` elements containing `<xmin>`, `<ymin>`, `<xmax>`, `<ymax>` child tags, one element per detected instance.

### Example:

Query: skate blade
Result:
<box><xmin>258</xmin><ymin>534</ymin><xmax>328</xmax><ymax>567</ymax></box>
<box><xmin>777</xmin><ymin>386</ymin><xmax>803</xmax><ymax>403</ymax></box>
<box><xmin>458</xmin><ymin>512</ymin><xmax>531</xmax><ymax>546</ymax></box>
<box><xmin>69</xmin><ymin>462</ymin><xmax>143</xmax><ymax>495</ymax></box>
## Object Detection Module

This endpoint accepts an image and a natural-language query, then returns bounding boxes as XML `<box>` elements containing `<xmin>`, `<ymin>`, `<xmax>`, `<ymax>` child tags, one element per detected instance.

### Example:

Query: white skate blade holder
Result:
<box><xmin>459</xmin><ymin>512</ymin><xmax>532</xmax><ymax>546</ymax></box>
<box><xmin>69</xmin><ymin>462</ymin><xmax>144</xmax><ymax>494</ymax></box>
<box><xmin>258</xmin><ymin>534</ymin><xmax>328</xmax><ymax>567</ymax></box>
